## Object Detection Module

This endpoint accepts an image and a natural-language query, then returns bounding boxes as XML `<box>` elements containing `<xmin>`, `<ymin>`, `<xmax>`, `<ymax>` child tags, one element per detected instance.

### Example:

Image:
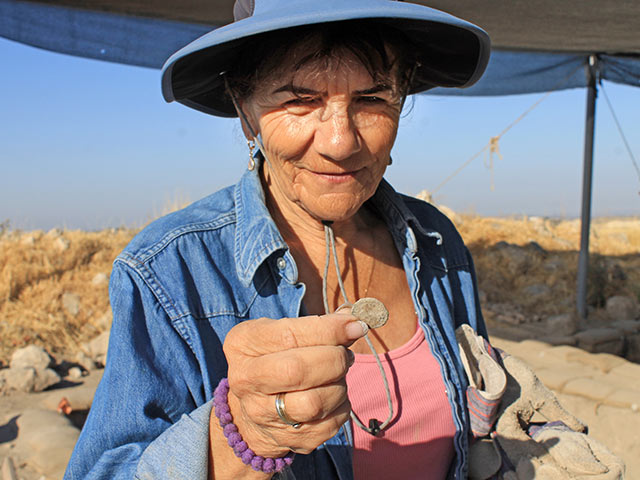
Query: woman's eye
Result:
<box><xmin>283</xmin><ymin>97</ymin><xmax>319</xmax><ymax>107</ymax></box>
<box><xmin>358</xmin><ymin>96</ymin><xmax>385</xmax><ymax>104</ymax></box>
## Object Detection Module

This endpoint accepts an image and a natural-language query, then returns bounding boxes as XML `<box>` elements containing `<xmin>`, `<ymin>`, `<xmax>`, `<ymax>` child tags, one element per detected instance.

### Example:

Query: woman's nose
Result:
<box><xmin>314</xmin><ymin>103</ymin><xmax>361</xmax><ymax>161</ymax></box>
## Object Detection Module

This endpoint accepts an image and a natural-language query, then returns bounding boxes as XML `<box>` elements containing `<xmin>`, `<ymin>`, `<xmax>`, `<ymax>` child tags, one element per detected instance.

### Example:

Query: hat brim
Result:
<box><xmin>161</xmin><ymin>0</ymin><xmax>490</xmax><ymax>117</ymax></box>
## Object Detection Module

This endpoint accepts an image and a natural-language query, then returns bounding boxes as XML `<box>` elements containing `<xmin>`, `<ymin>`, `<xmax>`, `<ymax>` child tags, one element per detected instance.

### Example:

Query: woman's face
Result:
<box><xmin>242</xmin><ymin>49</ymin><xmax>404</xmax><ymax>223</ymax></box>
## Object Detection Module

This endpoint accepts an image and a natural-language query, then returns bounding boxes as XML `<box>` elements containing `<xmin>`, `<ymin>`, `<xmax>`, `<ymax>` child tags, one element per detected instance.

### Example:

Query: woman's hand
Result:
<box><xmin>219</xmin><ymin>312</ymin><xmax>367</xmax><ymax>459</ymax></box>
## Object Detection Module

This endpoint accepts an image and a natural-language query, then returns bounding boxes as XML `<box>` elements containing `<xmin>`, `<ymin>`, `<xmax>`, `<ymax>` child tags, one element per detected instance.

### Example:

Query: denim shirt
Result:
<box><xmin>64</xmin><ymin>164</ymin><xmax>486</xmax><ymax>480</ymax></box>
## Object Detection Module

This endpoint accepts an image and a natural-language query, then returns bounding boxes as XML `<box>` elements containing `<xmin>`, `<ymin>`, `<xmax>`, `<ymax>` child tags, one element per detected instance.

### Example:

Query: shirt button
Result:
<box><xmin>276</xmin><ymin>257</ymin><xmax>287</xmax><ymax>270</ymax></box>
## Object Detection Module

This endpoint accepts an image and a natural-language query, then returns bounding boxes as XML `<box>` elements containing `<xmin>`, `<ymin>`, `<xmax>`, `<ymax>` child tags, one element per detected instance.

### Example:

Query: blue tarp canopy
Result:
<box><xmin>1</xmin><ymin>0</ymin><xmax>639</xmax><ymax>94</ymax></box>
<box><xmin>2</xmin><ymin>0</ymin><xmax>639</xmax><ymax>318</ymax></box>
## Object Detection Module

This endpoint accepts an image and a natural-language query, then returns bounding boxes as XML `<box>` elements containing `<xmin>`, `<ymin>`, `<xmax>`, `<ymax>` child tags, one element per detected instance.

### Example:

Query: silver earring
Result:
<box><xmin>247</xmin><ymin>140</ymin><xmax>256</xmax><ymax>171</ymax></box>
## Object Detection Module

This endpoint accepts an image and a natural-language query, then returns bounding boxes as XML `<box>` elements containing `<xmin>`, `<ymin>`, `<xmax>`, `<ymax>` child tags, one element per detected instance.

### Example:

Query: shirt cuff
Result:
<box><xmin>135</xmin><ymin>400</ymin><xmax>213</xmax><ymax>480</ymax></box>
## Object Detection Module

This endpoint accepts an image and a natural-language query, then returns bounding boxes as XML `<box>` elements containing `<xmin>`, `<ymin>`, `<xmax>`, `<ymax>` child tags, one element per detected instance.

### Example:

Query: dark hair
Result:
<box><xmin>225</xmin><ymin>19</ymin><xmax>420</xmax><ymax>102</ymax></box>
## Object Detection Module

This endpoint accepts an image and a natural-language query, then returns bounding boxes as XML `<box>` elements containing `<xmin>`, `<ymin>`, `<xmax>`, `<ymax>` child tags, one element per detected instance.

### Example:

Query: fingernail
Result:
<box><xmin>346</xmin><ymin>320</ymin><xmax>369</xmax><ymax>339</ymax></box>
<box><xmin>347</xmin><ymin>349</ymin><xmax>355</xmax><ymax>366</ymax></box>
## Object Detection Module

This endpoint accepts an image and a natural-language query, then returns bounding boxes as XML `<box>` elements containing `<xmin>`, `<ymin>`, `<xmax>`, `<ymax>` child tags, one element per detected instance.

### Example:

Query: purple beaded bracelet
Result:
<box><xmin>213</xmin><ymin>378</ymin><xmax>295</xmax><ymax>474</ymax></box>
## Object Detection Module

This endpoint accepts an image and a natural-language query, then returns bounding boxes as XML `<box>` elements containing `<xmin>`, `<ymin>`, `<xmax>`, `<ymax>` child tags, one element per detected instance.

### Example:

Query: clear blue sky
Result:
<box><xmin>1</xmin><ymin>37</ymin><xmax>638</xmax><ymax>231</ymax></box>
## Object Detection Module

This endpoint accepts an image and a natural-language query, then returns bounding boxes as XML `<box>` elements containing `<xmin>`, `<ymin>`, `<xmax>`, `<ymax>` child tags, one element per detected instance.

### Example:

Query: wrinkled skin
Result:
<box><xmin>241</xmin><ymin>49</ymin><xmax>404</xmax><ymax>226</ymax></box>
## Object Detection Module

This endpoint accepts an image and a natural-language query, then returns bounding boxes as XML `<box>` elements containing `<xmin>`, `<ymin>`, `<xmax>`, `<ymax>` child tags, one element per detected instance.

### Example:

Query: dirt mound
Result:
<box><xmin>457</xmin><ymin>215</ymin><xmax>640</xmax><ymax>335</ymax></box>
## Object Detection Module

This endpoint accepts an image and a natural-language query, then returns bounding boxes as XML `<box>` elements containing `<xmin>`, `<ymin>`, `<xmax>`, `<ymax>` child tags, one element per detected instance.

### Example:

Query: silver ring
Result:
<box><xmin>275</xmin><ymin>393</ymin><xmax>302</xmax><ymax>429</ymax></box>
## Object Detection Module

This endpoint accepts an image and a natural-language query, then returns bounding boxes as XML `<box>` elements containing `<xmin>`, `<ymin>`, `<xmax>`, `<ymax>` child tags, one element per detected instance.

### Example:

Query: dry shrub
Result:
<box><xmin>0</xmin><ymin>229</ymin><xmax>135</xmax><ymax>365</ymax></box>
<box><xmin>457</xmin><ymin>215</ymin><xmax>640</xmax><ymax>318</ymax></box>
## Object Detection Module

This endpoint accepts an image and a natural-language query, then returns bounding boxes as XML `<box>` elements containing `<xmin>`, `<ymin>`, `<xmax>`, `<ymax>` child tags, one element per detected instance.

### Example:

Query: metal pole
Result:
<box><xmin>576</xmin><ymin>55</ymin><xmax>598</xmax><ymax>320</ymax></box>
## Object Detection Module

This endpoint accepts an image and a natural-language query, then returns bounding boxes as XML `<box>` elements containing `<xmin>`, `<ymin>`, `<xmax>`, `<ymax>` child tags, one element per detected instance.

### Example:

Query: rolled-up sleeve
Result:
<box><xmin>64</xmin><ymin>261</ymin><xmax>212</xmax><ymax>480</ymax></box>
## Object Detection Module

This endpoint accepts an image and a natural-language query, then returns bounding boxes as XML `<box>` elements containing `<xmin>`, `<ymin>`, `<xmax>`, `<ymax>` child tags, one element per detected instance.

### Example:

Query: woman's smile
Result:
<box><xmin>304</xmin><ymin>166</ymin><xmax>365</xmax><ymax>184</ymax></box>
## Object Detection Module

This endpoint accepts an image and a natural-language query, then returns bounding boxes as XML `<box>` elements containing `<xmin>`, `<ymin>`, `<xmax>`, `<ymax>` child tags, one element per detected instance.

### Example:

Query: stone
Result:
<box><xmin>544</xmin><ymin>314</ymin><xmax>578</xmax><ymax>336</ymax></box>
<box><xmin>607</xmin><ymin>389</ymin><xmax>640</xmax><ymax>411</ymax></box>
<box><xmin>522</xmin><ymin>283</ymin><xmax>551</xmax><ymax>297</ymax></box>
<box><xmin>537</xmin><ymin>335</ymin><xmax>577</xmax><ymax>346</ymax></box>
<box><xmin>352</xmin><ymin>298</ymin><xmax>388</xmax><ymax>329</ymax></box>
<box><xmin>606</xmin><ymin>295</ymin><xmax>638</xmax><ymax>321</ymax></box>
<box><xmin>575</xmin><ymin>328</ymin><xmax>625</xmax><ymax>356</ymax></box>
<box><xmin>540</xmin><ymin>344</ymin><xmax>586</xmax><ymax>363</ymax></box>
<box><xmin>577</xmin><ymin>352</ymin><xmax>625</xmax><ymax>378</ymax></box>
<box><xmin>89</xmin><ymin>331</ymin><xmax>110</xmax><ymax>357</ymax></box>
<box><xmin>625</xmin><ymin>333</ymin><xmax>640</xmax><ymax>363</ymax></box>
<box><xmin>74</xmin><ymin>351</ymin><xmax>96</xmax><ymax>372</ymax></box>
<box><xmin>496</xmin><ymin>311</ymin><xmax>527</xmax><ymax>325</ymax></box>
<box><xmin>3</xmin><ymin>367</ymin><xmax>36</xmax><ymax>392</ymax></box>
<box><xmin>95</xmin><ymin>354</ymin><xmax>107</xmax><ymax>367</ymax></box>
<box><xmin>2</xmin><ymin>366</ymin><xmax>60</xmax><ymax>393</ymax></box>
<box><xmin>534</xmin><ymin>367</ymin><xmax>579</xmax><ymax>392</ymax></box>
<box><xmin>608</xmin><ymin>362</ymin><xmax>640</xmax><ymax>384</ymax></box>
<box><xmin>563</xmin><ymin>378</ymin><xmax>615</xmax><ymax>402</ymax></box>
<box><xmin>10</xmin><ymin>345</ymin><xmax>52</xmax><ymax>371</ymax></box>
<box><xmin>575</xmin><ymin>328</ymin><xmax>622</xmax><ymax>346</ymax></box>
<box><xmin>612</xmin><ymin>319</ymin><xmax>640</xmax><ymax>334</ymax></box>
<box><xmin>492</xmin><ymin>242</ymin><xmax>529</xmax><ymax>275</ymax></box>
<box><xmin>543</xmin><ymin>256</ymin><xmax>566</xmax><ymax>272</ymax></box>
<box><xmin>54</xmin><ymin>236</ymin><xmax>70</xmax><ymax>251</ymax></box>
<box><xmin>91</xmin><ymin>272</ymin><xmax>109</xmax><ymax>286</ymax></box>
<box><xmin>566</xmin><ymin>351</ymin><xmax>625</xmax><ymax>374</ymax></box>
<box><xmin>62</xmin><ymin>292</ymin><xmax>81</xmax><ymax>317</ymax></box>
<box><xmin>517</xmin><ymin>339</ymin><xmax>554</xmax><ymax>354</ymax></box>
<box><xmin>33</xmin><ymin>368</ymin><xmax>61</xmax><ymax>392</ymax></box>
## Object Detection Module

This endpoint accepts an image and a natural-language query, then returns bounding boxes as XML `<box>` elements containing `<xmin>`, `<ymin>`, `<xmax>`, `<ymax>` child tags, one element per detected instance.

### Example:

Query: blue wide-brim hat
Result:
<box><xmin>162</xmin><ymin>0</ymin><xmax>490</xmax><ymax>117</ymax></box>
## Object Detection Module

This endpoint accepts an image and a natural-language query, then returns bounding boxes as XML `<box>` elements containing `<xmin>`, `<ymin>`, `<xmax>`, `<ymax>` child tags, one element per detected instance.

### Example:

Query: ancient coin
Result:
<box><xmin>352</xmin><ymin>297</ymin><xmax>389</xmax><ymax>329</ymax></box>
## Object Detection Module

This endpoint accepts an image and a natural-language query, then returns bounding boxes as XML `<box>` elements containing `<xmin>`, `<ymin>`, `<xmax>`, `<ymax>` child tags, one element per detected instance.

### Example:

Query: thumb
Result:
<box><xmin>502</xmin><ymin>354</ymin><xmax>586</xmax><ymax>433</ymax></box>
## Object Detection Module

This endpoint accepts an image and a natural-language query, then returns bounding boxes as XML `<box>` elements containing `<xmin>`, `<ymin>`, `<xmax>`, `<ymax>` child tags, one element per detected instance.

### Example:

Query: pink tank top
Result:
<box><xmin>346</xmin><ymin>326</ymin><xmax>456</xmax><ymax>480</ymax></box>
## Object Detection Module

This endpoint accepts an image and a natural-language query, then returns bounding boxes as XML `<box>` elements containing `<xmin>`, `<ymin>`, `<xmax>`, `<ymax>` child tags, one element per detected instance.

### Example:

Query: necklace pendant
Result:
<box><xmin>368</xmin><ymin>418</ymin><xmax>382</xmax><ymax>436</ymax></box>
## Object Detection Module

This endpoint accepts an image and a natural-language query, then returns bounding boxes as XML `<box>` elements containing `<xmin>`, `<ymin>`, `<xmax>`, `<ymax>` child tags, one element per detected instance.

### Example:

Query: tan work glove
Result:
<box><xmin>493</xmin><ymin>350</ymin><xmax>625</xmax><ymax>479</ymax></box>
<box><xmin>526</xmin><ymin>422</ymin><xmax>625</xmax><ymax>480</ymax></box>
<box><xmin>457</xmin><ymin>325</ymin><xmax>625</xmax><ymax>480</ymax></box>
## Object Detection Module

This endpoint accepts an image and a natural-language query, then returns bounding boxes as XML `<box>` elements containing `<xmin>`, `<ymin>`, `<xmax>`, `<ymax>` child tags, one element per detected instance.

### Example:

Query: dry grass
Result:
<box><xmin>0</xmin><ymin>213</ymin><xmax>638</xmax><ymax>366</ymax></box>
<box><xmin>458</xmin><ymin>215</ymin><xmax>640</xmax><ymax>256</ymax></box>
<box><xmin>457</xmin><ymin>215</ymin><xmax>640</xmax><ymax>321</ymax></box>
<box><xmin>0</xmin><ymin>228</ymin><xmax>133</xmax><ymax>366</ymax></box>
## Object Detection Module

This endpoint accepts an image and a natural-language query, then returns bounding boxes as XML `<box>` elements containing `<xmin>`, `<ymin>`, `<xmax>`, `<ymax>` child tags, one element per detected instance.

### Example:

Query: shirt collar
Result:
<box><xmin>234</xmin><ymin>162</ymin><xmax>288</xmax><ymax>287</ymax></box>
<box><xmin>233</xmin><ymin>162</ymin><xmax>443</xmax><ymax>287</ymax></box>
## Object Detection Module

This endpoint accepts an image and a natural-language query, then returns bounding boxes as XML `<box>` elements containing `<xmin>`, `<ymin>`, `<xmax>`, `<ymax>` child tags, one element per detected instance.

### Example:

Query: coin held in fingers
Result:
<box><xmin>352</xmin><ymin>298</ymin><xmax>388</xmax><ymax>329</ymax></box>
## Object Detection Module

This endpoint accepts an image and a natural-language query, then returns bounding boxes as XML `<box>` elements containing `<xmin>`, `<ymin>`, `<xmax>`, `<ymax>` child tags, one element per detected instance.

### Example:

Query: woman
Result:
<box><xmin>65</xmin><ymin>1</ymin><xmax>490</xmax><ymax>479</ymax></box>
